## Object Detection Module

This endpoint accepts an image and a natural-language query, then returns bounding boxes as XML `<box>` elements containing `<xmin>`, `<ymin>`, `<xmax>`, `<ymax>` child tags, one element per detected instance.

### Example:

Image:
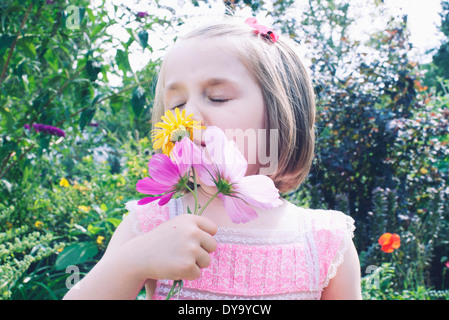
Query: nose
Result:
<box><xmin>184</xmin><ymin>99</ymin><xmax>206</xmax><ymax>126</ymax></box>
<box><xmin>183</xmin><ymin>100</ymin><xmax>207</xmax><ymax>146</ymax></box>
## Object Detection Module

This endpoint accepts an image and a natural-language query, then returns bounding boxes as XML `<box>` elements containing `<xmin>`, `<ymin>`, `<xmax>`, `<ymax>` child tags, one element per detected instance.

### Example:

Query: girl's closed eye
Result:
<box><xmin>170</xmin><ymin>102</ymin><xmax>186</xmax><ymax>110</ymax></box>
<box><xmin>209</xmin><ymin>97</ymin><xmax>230</xmax><ymax>103</ymax></box>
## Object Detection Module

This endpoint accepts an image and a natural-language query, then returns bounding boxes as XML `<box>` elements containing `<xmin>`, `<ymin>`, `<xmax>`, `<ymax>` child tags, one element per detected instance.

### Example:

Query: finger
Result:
<box><xmin>184</xmin><ymin>264</ymin><xmax>202</xmax><ymax>281</ymax></box>
<box><xmin>198</xmin><ymin>230</ymin><xmax>217</xmax><ymax>253</ymax></box>
<box><xmin>194</xmin><ymin>215</ymin><xmax>218</xmax><ymax>236</ymax></box>
<box><xmin>196</xmin><ymin>249</ymin><xmax>212</xmax><ymax>269</ymax></box>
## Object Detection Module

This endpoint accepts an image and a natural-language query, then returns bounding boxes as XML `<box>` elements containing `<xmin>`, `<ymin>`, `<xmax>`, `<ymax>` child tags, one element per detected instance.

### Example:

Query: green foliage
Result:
<box><xmin>0</xmin><ymin>0</ymin><xmax>158</xmax><ymax>299</ymax></box>
<box><xmin>421</xmin><ymin>1</ymin><xmax>449</xmax><ymax>93</ymax></box>
<box><xmin>361</xmin><ymin>263</ymin><xmax>449</xmax><ymax>300</ymax></box>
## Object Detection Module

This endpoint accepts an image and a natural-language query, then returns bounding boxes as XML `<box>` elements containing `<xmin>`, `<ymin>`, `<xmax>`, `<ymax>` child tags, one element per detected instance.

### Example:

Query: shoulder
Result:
<box><xmin>286</xmin><ymin>202</ymin><xmax>359</xmax><ymax>293</ymax></box>
<box><xmin>292</xmin><ymin>205</ymin><xmax>355</xmax><ymax>239</ymax></box>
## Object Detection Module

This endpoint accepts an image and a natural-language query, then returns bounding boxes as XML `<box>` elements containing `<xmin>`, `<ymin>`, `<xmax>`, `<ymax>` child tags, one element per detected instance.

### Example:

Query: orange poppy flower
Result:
<box><xmin>378</xmin><ymin>233</ymin><xmax>401</xmax><ymax>253</ymax></box>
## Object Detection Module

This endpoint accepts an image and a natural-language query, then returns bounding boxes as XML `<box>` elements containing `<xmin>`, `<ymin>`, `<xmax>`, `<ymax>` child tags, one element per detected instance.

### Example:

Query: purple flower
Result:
<box><xmin>137</xmin><ymin>12</ymin><xmax>149</xmax><ymax>18</ymax></box>
<box><xmin>32</xmin><ymin>124</ymin><xmax>66</xmax><ymax>137</ymax></box>
<box><xmin>24</xmin><ymin>124</ymin><xmax>30</xmax><ymax>130</ymax></box>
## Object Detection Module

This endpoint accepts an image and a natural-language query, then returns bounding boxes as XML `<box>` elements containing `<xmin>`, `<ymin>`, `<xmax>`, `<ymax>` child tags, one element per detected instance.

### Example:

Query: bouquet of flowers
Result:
<box><xmin>135</xmin><ymin>108</ymin><xmax>282</xmax><ymax>299</ymax></box>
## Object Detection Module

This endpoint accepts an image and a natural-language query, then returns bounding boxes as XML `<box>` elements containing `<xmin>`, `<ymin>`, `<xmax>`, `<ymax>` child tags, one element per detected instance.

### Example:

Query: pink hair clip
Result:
<box><xmin>245</xmin><ymin>17</ymin><xmax>279</xmax><ymax>43</ymax></box>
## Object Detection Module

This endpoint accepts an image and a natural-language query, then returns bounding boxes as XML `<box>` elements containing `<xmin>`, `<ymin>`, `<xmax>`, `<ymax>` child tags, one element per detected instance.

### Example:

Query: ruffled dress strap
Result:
<box><xmin>299</xmin><ymin>208</ymin><xmax>355</xmax><ymax>290</ymax></box>
<box><xmin>125</xmin><ymin>199</ymin><xmax>175</xmax><ymax>235</ymax></box>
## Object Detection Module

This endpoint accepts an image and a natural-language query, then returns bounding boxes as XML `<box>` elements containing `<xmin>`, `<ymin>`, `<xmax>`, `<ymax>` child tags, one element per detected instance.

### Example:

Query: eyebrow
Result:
<box><xmin>165</xmin><ymin>78</ymin><xmax>239</xmax><ymax>92</ymax></box>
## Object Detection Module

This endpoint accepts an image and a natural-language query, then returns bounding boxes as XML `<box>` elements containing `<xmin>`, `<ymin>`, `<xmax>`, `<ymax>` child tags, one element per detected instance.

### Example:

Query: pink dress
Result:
<box><xmin>125</xmin><ymin>197</ymin><xmax>355</xmax><ymax>300</ymax></box>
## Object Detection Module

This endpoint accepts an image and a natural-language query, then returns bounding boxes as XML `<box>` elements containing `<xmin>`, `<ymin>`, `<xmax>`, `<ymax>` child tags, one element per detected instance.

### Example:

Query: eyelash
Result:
<box><xmin>171</xmin><ymin>103</ymin><xmax>185</xmax><ymax>110</ymax></box>
<box><xmin>209</xmin><ymin>98</ymin><xmax>229</xmax><ymax>103</ymax></box>
<box><xmin>170</xmin><ymin>98</ymin><xmax>229</xmax><ymax>109</ymax></box>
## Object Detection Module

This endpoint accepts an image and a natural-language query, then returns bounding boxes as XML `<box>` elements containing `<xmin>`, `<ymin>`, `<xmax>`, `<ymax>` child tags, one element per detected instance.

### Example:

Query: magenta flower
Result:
<box><xmin>136</xmin><ymin>136</ymin><xmax>198</xmax><ymax>206</ymax></box>
<box><xmin>25</xmin><ymin>123</ymin><xmax>65</xmax><ymax>137</ymax></box>
<box><xmin>197</xmin><ymin>126</ymin><xmax>282</xmax><ymax>223</ymax></box>
<box><xmin>137</xmin><ymin>12</ymin><xmax>149</xmax><ymax>18</ymax></box>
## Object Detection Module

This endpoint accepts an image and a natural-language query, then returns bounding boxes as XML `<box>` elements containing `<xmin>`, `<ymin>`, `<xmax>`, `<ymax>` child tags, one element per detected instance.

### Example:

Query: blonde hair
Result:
<box><xmin>152</xmin><ymin>19</ymin><xmax>316</xmax><ymax>193</ymax></box>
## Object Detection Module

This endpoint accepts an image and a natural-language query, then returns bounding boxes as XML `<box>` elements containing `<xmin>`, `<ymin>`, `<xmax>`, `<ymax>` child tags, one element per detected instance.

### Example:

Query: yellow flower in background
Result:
<box><xmin>78</xmin><ymin>205</ymin><xmax>91</xmax><ymax>212</ymax></box>
<box><xmin>420</xmin><ymin>167</ymin><xmax>429</xmax><ymax>175</ymax></box>
<box><xmin>96</xmin><ymin>235</ymin><xmax>105</xmax><ymax>245</ymax></box>
<box><xmin>151</xmin><ymin>108</ymin><xmax>204</xmax><ymax>156</ymax></box>
<box><xmin>35</xmin><ymin>221</ymin><xmax>44</xmax><ymax>229</ymax></box>
<box><xmin>59</xmin><ymin>177</ymin><xmax>70</xmax><ymax>187</ymax></box>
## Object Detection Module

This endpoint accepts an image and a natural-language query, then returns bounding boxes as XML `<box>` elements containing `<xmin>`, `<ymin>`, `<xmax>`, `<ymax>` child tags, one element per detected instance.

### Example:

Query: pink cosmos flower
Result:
<box><xmin>136</xmin><ymin>137</ymin><xmax>198</xmax><ymax>206</ymax></box>
<box><xmin>196</xmin><ymin>126</ymin><xmax>282</xmax><ymax>223</ymax></box>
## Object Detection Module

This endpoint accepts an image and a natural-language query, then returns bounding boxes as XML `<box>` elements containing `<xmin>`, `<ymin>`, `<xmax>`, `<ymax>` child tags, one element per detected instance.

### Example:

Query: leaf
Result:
<box><xmin>115</xmin><ymin>49</ymin><xmax>131</xmax><ymax>74</ymax></box>
<box><xmin>109</xmin><ymin>94</ymin><xmax>124</xmax><ymax>114</ymax></box>
<box><xmin>86</xmin><ymin>60</ymin><xmax>102</xmax><ymax>81</ymax></box>
<box><xmin>55</xmin><ymin>242</ymin><xmax>99</xmax><ymax>270</ymax></box>
<box><xmin>0</xmin><ymin>35</ymin><xmax>16</xmax><ymax>57</ymax></box>
<box><xmin>106</xmin><ymin>217</ymin><xmax>122</xmax><ymax>228</ymax></box>
<box><xmin>131</xmin><ymin>86</ymin><xmax>146</xmax><ymax>117</ymax></box>
<box><xmin>87</xmin><ymin>224</ymin><xmax>101</xmax><ymax>235</ymax></box>
<box><xmin>138</xmin><ymin>30</ymin><xmax>149</xmax><ymax>49</ymax></box>
<box><xmin>79</xmin><ymin>106</ymin><xmax>96</xmax><ymax>131</ymax></box>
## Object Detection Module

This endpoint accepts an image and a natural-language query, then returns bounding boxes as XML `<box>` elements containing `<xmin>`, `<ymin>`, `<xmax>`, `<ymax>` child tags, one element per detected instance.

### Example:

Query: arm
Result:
<box><xmin>320</xmin><ymin>236</ymin><xmax>362</xmax><ymax>300</ymax></box>
<box><xmin>63</xmin><ymin>213</ymin><xmax>217</xmax><ymax>300</ymax></box>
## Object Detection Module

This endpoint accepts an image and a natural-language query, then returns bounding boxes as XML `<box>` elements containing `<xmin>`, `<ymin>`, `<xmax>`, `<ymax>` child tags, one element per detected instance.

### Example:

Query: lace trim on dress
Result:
<box><xmin>321</xmin><ymin>214</ymin><xmax>355</xmax><ymax>289</ymax></box>
<box><xmin>154</xmin><ymin>283</ymin><xmax>321</xmax><ymax>300</ymax></box>
<box><xmin>214</xmin><ymin>228</ymin><xmax>302</xmax><ymax>245</ymax></box>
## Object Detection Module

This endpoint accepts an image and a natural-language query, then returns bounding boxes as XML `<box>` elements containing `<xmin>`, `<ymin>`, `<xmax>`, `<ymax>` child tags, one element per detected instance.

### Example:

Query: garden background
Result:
<box><xmin>1</xmin><ymin>0</ymin><xmax>448</xmax><ymax>300</ymax></box>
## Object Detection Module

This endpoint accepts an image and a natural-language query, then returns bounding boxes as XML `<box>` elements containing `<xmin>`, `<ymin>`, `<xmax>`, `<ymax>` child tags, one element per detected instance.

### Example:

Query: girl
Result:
<box><xmin>63</xmin><ymin>17</ymin><xmax>362</xmax><ymax>300</ymax></box>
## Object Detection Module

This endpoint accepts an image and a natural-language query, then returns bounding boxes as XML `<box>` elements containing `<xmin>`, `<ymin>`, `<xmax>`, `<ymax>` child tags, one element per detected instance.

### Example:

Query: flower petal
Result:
<box><xmin>235</xmin><ymin>175</ymin><xmax>282</xmax><ymax>209</ymax></box>
<box><xmin>158</xmin><ymin>191</ymin><xmax>176</xmax><ymax>206</ymax></box>
<box><xmin>137</xmin><ymin>196</ymin><xmax>161</xmax><ymax>205</ymax></box>
<box><xmin>148</xmin><ymin>154</ymin><xmax>180</xmax><ymax>186</ymax></box>
<box><xmin>378</xmin><ymin>233</ymin><xmax>392</xmax><ymax>246</ymax></box>
<box><xmin>221</xmin><ymin>194</ymin><xmax>259</xmax><ymax>224</ymax></box>
<box><xmin>391</xmin><ymin>234</ymin><xmax>401</xmax><ymax>249</ymax></box>
<box><xmin>136</xmin><ymin>177</ymin><xmax>171</xmax><ymax>195</ymax></box>
<box><xmin>204</xmin><ymin>126</ymin><xmax>247</xmax><ymax>181</ymax></box>
<box><xmin>171</xmin><ymin>137</ymin><xmax>199</xmax><ymax>176</ymax></box>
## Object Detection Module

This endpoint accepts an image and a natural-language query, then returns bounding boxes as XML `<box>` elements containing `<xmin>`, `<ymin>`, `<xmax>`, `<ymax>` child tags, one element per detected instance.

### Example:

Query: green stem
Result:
<box><xmin>184</xmin><ymin>184</ymin><xmax>199</xmax><ymax>215</ymax></box>
<box><xmin>165</xmin><ymin>280</ymin><xmax>184</xmax><ymax>300</ymax></box>
<box><xmin>192</xmin><ymin>168</ymin><xmax>199</xmax><ymax>214</ymax></box>
<box><xmin>198</xmin><ymin>191</ymin><xmax>220</xmax><ymax>216</ymax></box>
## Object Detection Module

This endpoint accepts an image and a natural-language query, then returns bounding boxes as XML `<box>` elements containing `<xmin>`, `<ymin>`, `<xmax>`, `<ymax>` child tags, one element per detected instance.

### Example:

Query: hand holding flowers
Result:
<box><xmin>135</xmin><ymin>108</ymin><xmax>282</xmax><ymax>299</ymax></box>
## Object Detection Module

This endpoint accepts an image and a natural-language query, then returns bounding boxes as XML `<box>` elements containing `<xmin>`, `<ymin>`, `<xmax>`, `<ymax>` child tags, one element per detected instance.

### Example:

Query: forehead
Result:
<box><xmin>162</xmin><ymin>38</ymin><xmax>252</xmax><ymax>88</ymax></box>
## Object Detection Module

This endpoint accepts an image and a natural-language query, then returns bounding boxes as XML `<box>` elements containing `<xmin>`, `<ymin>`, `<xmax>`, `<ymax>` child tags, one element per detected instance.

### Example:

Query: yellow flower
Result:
<box><xmin>96</xmin><ymin>235</ymin><xmax>105</xmax><ymax>245</ymax></box>
<box><xmin>151</xmin><ymin>108</ymin><xmax>204</xmax><ymax>156</ymax></box>
<box><xmin>35</xmin><ymin>221</ymin><xmax>44</xmax><ymax>229</ymax></box>
<box><xmin>59</xmin><ymin>177</ymin><xmax>70</xmax><ymax>187</ymax></box>
<box><xmin>78</xmin><ymin>205</ymin><xmax>91</xmax><ymax>212</ymax></box>
<box><xmin>420</xmin><ymin>167</ymin><xmax>429</xmax><ymax>175</ymax></box>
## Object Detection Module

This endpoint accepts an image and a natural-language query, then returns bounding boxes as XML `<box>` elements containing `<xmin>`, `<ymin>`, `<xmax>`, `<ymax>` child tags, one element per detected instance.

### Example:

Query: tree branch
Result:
<box><xmin>0</xmin><ymin>2</ymin><xmax>33</xmax><ymax>86</ymax></box>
